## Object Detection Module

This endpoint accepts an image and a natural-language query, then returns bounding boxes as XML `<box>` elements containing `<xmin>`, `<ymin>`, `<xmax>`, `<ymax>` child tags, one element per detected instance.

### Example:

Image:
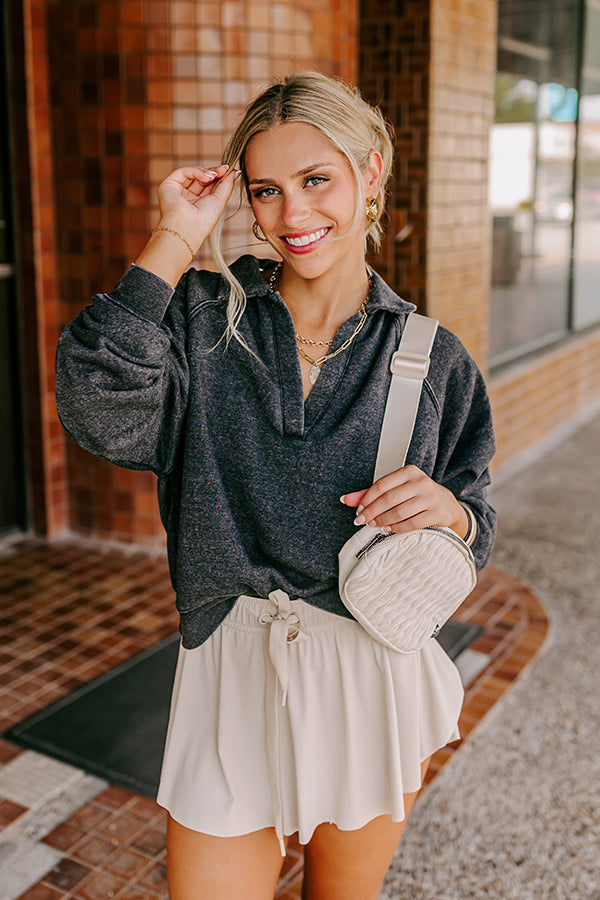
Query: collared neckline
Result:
<box><xmin>215</xmin><ymin>255</ymin><xmax>417</xmax><ymax>316</ymax></box>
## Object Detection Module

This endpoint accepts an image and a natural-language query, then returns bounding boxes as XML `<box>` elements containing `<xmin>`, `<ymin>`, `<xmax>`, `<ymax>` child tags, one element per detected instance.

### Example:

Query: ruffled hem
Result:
<box><xmin>157</xmin><ymin>596</ymin><xmax>464</xmax><ymax>845</ymax></box>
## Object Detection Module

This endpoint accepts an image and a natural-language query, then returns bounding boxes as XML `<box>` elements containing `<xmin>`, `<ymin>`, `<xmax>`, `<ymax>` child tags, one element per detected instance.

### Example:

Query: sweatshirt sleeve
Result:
<box><xmin>55</xmin><ymin>264</ymin><xmax>190</xmax><ymax>475</ymax></box>
<box><xmin>431</xmin><ymin>333</ymin><xmax>497</xmax><ymax>570</ymax></box>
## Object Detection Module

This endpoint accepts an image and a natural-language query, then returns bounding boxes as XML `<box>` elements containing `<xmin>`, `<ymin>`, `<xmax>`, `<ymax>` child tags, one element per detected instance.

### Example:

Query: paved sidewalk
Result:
<box><xmin>381</xmin><ymin>412</ymin><xmax>600</xmax><ymax>900</ymax></box>
<box><xmin>0</xmin><ymin>540</ymin><xmax>548</xmax><ymax>898</ymax></box>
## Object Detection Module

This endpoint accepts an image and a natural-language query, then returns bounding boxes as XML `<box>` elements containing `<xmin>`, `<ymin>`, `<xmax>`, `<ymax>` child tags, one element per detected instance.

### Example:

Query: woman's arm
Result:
<box><xmin>135</xmin><ymin>165</ymin><xmax>240</xmax><ymax>287</ymax></box>
<box><xmin>55</xmin><ymin>165</ymin><xmax>240</xmax><ymax>474</ymax></box>
<box><xmin>341</xmin><ymin>336</ymin><xmax>496</xmax><ymax>569</ymax></box>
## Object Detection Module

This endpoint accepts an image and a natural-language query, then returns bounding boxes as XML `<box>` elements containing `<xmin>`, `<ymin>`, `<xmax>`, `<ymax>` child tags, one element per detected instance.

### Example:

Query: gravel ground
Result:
<box><xmin>380</xmin><ymin>412</ymin><xmax>600</xmax><ymax>900</ymax></box>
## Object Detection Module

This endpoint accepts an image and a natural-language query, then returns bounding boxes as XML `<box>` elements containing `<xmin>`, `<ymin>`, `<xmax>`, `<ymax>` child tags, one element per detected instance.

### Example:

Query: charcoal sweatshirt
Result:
<box><xmin>55</xmin><ymin>255</ymin><xmax>497</xmax><ymax>648</ymax></box>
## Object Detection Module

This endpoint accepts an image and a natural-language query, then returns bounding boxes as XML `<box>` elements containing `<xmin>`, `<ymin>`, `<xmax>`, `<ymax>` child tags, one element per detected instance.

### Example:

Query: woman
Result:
<box><xmin>56</xmin><ymin>71</ymin><xmax>496</xmax><ymax>900</ymax></box>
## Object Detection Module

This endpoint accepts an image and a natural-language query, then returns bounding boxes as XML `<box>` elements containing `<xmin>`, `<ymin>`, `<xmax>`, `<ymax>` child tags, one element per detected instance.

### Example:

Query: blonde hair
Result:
<box><xmin>207</xmin><ymin>70</ymin><xmax>395</xmax><ymax>353</ymax></box>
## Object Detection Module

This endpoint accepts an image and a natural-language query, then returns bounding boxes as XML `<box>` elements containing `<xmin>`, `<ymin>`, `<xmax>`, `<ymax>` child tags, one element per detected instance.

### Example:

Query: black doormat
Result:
<box><xmin>437</xmin><ymin>619</ymin><xmax>484</xmax><ymax>660</ymax></box>
<box><xmin>4</xmin><ymin>633</ymin><xmax>180</xmax><ymax>798</ymax></box>
<box><xmin>4</xmin><ymin>620</ymin><xmax>481</xmax><ymax>798</ymax></box>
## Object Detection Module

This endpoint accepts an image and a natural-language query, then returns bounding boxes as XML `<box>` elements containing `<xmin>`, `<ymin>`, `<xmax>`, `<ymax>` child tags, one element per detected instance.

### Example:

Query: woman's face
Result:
<box><xmin>245</xmin><ymin>122</ymin><xmax>381</xmax><ymax>282</ymax></box>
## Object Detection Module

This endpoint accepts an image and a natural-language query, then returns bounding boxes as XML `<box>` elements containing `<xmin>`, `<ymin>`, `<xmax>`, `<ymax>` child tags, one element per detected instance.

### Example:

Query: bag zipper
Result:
<box><xmin>425</xmin><ymin>526</ymin><xmax>475</xmax><ymax>564</ymax></box>
<box><xmin>355</xmin><ymin>526</ymin><xmax>474</xmax><ymax>564</ymax></box>
<box><xmin>355</xmin><ymin>532</ymin><xmax>393</xmax><ymax>559</ymax></box>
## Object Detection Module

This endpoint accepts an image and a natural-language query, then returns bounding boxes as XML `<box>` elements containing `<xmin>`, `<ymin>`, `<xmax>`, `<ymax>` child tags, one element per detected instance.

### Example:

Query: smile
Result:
<box><xmin>280</xmin><ymin>227</ymin><xmax>330</xmax><ymax>251</ymax></box>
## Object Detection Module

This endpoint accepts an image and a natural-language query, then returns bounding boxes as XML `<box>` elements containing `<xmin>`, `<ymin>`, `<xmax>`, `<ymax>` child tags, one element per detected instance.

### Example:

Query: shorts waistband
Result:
<box><xmin>225</xmin><ymin>593</ymin><xmax>350</xmax><ymax>633</ymax></box>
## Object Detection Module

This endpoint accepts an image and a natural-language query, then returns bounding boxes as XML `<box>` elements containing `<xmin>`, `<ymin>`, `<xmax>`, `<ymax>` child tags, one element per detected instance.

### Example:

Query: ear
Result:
<box><xmin>364</xmin><ymin>149</ymin><xmax>383</xmax><ymax>196</ymax></box>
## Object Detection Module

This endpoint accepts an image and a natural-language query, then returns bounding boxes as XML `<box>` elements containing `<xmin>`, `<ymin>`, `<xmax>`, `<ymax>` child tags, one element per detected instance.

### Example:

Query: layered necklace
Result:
<box><xmin>267</xmin><ymin>261</ymin><xmax>373</xmax><ymax>385</ymax></box>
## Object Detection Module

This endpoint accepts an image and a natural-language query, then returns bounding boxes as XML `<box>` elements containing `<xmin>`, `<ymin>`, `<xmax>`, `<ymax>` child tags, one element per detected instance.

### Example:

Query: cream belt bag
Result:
<box><xmin>338</xmin><ymin>313</ymin><xmax>477</xmax><ymax>653</ymax></box>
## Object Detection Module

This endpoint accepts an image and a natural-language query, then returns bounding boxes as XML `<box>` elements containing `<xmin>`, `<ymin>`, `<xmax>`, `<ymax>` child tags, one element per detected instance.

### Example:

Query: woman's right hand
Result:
<box><xmin>135</xmin><ymin>165</ymin><xmax>240</xmax><ymax>288</ymax></box>
<box><xmin>156</xmin><ymin>165</ymin><xmax>240</xmax><ymax>248</ymax></box>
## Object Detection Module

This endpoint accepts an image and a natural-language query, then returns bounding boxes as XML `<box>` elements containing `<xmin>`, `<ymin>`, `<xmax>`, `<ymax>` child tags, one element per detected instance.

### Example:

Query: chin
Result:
<box><xmin>283</xmin><ymin>253</ymin><xmax>334</xmax><ymax>280</ymax></box>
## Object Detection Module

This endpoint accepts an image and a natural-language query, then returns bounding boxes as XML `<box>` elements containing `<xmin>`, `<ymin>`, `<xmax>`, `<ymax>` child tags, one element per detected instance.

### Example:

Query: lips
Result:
<box><xmin>280</xmin><ymin>226</ymin><xmax>331</xmax><ymax>252</ymax></box>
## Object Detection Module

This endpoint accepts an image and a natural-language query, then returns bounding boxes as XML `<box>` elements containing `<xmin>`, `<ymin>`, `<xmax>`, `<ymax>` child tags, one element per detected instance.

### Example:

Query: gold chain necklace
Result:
<box><xmin>296</xmin><ymin>334</ymin><xmax>334</xmax><ymax>348</ymax></box>
<box><xmin>267</xmin><ymin>261</ymin><xmax>372</xmax><ymax>385</ymax></box>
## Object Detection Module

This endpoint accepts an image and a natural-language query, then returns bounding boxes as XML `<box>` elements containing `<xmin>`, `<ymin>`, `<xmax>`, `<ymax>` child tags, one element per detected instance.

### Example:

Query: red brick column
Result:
<box><xmin>359</xmin><ymin>0</ymin><xmax>497</xmax><ymax>369</ymax></box>
<box><xmin>427</xmin><ymin>0</ymin><xmax>497</xmax><ymax>370</ymax></box>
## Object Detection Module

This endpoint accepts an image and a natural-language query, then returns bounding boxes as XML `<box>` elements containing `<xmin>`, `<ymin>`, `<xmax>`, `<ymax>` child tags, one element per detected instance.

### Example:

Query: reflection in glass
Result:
<box><xmin>490</xmin><ymin>0</ymin><xmax>580</xmax><ymax>366</ymax></box>
<box><xmin>490</xmin><ymin>76</ymin><xmax>575</xmax><ymax>364</ymax></box>
<box><xmin>573</xmin><ymin>0</ymin><xmax>600</xmax><ymax>330</ymax></box>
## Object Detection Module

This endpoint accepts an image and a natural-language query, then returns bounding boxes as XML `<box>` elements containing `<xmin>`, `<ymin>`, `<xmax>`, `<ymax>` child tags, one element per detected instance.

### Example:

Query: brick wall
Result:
<box><xmin>426</xmin><ymin>0</ymin><xmax>498</xmax><ymax>371</ymax></box>
<box><xmin>14</xmin><ymin>0</ymin><xmax>358</xmax><ymax>545</ymax></box>
<box><xmin>490</xmin><ymin>330</ymin><xmax>600</xmax><ymax>471</ymax></box>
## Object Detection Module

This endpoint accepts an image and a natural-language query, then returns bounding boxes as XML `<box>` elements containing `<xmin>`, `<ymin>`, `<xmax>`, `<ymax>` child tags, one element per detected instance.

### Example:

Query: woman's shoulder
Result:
<box><xmin>420</xmin><ymin>323</ymin><xmax>490</xmax><ymax>421</ymax></box>
<box><xmin>429</xmin><ymin>322</ymin><xmax>483</xmax><ymax>377</ymax></box>
<box><xmin>185</xmin><ymin>254</ymin><xmax>275</xmax><ymax>303</ymax></box>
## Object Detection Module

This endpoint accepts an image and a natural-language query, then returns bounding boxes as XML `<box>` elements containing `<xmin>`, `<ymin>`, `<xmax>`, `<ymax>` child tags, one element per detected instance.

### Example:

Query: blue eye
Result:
<box><xmin>252</xmin><ymin>186</ymin><xmax>279</xmax><ymax>199</ymax></box>
<box><xmin>305</xmin><ymin>175</ymin><xmax>328</xmax><ymax>187</ymax></box>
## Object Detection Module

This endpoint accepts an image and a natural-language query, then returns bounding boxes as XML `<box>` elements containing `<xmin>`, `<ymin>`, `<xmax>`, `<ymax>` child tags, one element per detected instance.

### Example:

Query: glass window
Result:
<box><xmin>573</xmin><ymin>0</ymin><xmax>600</xmax><ymax>330</ymax></box>
<box><xmin>490</xmin><ymin>0</ymin><xmax>581</xmax><ymax>366</ymax></box>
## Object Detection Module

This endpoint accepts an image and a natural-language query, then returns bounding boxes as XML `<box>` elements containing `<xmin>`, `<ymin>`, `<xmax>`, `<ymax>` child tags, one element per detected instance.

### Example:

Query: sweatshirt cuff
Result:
<box><xmin>108</xmin><ymin>263</ymin><xmax>176</xmax><ymax>325</ymax></box>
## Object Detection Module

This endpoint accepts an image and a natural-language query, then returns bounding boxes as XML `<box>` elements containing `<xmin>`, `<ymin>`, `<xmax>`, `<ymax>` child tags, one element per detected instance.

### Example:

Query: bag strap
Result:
<box><xmin>373</xmin><ymin>312</ymin><xmax>439</xmax><ymax>481</ymax></box>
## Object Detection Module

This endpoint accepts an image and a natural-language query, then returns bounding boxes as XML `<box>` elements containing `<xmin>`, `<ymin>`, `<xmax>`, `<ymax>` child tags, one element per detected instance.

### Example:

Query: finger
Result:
<box><xmin>193</xmin><ymin>164</ymin><xmax>230</xmax><ymax>184</ymax></box>
<box><xmin>163</xmin><ymin>166</ymin><xmax>228</xmax><ymax>194</ymax></box>
<box><xmin>367</xmin><ymin>497</ymin><xmax>427</xmax><ymax>529</ymax></box>
<box><xmin>341</xmin><ymin>465</ymin><xmax>422</xmax><ymax>511</ymax></box>
<box><xmin>354</xmin><ymin>481</ymin><xmax>419</xmax><ymax>526</ymax></box>
<box><xmin>353</xmin><ymin>465</ymin><xmax>421</xmax><ymax>513</ymax></box>
<box><xmin>174</xmin><ymin>164</ymin><xmax>228</xmax><ymax>180</ymax></box>
<box><xmin>183</xmin><ymin>167</ymin><xmax>232</xmax><ymax>198</ymax></box>
<box><xmin>203</xmin><ymin>167</ymin><xmax>240</xmax><ymax>202</ymax></box>
<box><xmin>386</xmin><ymin>509</ymin><xmax>436</xmax><ymax>534</ymax></box>
<box><xmin>340</xmin><ymin>489</ymin><xmax>368</xmax><ymax>508</ymax></box>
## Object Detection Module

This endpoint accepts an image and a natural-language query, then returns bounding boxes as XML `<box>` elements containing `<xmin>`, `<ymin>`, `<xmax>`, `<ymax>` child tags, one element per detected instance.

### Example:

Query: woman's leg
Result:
<box><xmin>302</xmin><ymin>756</ymin><xmax>432</xmax><ymax>900</ymax></box>
<box><xmin>166</xmin><ymin>814</ymin><xmax>287</xmax><ymax>900</ymax></box>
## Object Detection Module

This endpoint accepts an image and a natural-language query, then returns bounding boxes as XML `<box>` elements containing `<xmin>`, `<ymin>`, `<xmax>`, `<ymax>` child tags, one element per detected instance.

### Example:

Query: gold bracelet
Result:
<box><xmin>458</xmin><ymin>501</ymin><xmax>478</xmax><ymax>547</ymax></box>
<box><xmin>151</xmin><ymin>225</ymin><xmax>195</xmax><ymax>262</ymax></box>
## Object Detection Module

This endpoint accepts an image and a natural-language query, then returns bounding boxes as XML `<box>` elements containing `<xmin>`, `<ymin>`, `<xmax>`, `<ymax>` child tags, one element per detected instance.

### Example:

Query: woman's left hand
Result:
<box><xmin>341</xmin><ymin>465</ymin><xmax>468</xmax><ymax>538</ymax></box>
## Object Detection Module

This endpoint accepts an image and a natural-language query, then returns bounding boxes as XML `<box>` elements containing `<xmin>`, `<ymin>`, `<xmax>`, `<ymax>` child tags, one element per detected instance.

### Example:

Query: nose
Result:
<box><xmin>280</xmin><ymin>190</ymin><xmax>311</xmax><ymax>228</ymax></box>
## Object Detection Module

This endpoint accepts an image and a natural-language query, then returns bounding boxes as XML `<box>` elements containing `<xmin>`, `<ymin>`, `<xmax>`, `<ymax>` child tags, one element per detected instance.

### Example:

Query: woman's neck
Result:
<box><xmin>276</xmin><ymin>259</ymin><xmax>371</xmax><ymax>337</ymax></box>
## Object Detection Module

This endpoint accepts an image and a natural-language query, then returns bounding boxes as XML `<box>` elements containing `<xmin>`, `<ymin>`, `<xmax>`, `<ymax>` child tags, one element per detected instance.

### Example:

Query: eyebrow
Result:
<box><xmin>247</xmin><ymin>162</ymin><xmax>334</xmax><ymax>186</ymax></box>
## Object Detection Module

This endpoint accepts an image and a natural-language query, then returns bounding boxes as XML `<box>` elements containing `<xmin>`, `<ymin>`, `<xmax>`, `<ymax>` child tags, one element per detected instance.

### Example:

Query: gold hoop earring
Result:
<box><xmin>366</xmin><ymin>197</ymin><xmax>378</xmax><ymax>225</ymax></box>
<box><xmin>252</xmin><ymin>221</ymin><xmax>268</xmax><ymax>242</ymax></box>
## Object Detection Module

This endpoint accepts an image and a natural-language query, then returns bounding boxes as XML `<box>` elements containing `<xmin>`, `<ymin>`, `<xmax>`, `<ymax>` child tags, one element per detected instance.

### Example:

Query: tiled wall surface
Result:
<box><xmin>12</xmin><ymin>0</ymin><xmax>358</xmax><ymax>545</ymax></box>
<box><xmin>359</xmin><ymin>0</ymin><xmax>430</xmax><ymax>311</ymax></box>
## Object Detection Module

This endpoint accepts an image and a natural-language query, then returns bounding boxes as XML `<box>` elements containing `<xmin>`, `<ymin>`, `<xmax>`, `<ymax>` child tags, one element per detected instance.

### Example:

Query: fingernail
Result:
<box><xmin>339</xmin><ymin>495</ymin><xmax>346</xmax><ymax>504</ymax></box>
<box><xmin>206</xmin><ymin>170</ymin><xmax>218</xmax><ymax>177</ymax></box>
<box><xmin>367</xmin><ymin>520</ymin><xmax>377</xmax><ymax>527</ymax></box>
<box><xmin>382</xmin><ymin>525</ymin><xmax>392</xmax><ymax>533</ymax></box>
<box><xmin>357</xmin><ymin>504</ymin><xmax>364</xmax><ymax>514</ymax></box>
<box><xmin>354</xmin><ymin>515</ymin><xmax>365</xmax><ymax>526</ymax></box>
<box><xmin>233</xmin><ymin>169</ymin><xmax>242</xmax><ymax>180</ymax></box>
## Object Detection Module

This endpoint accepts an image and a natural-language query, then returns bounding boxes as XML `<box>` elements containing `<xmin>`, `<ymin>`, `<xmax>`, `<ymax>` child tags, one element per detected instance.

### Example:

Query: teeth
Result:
<box><xmin>284</xmin><ymin>228</ymin><xmax>328</xmax><ymax>247</ymax></box>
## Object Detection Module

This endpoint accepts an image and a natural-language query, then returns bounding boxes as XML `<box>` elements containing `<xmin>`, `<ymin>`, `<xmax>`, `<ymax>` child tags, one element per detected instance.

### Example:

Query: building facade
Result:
<box><xmin>1</xmin><ymin>0</ymin><xmax>598</xmax><ymax>546</ymax></box>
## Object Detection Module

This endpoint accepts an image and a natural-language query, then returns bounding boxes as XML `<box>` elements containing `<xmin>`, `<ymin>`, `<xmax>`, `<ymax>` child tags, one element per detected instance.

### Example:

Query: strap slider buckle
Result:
<box><xmin>390</xmin><ymin>350</ymin><xmax>430</xmax><ymax>380</ymax></box>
